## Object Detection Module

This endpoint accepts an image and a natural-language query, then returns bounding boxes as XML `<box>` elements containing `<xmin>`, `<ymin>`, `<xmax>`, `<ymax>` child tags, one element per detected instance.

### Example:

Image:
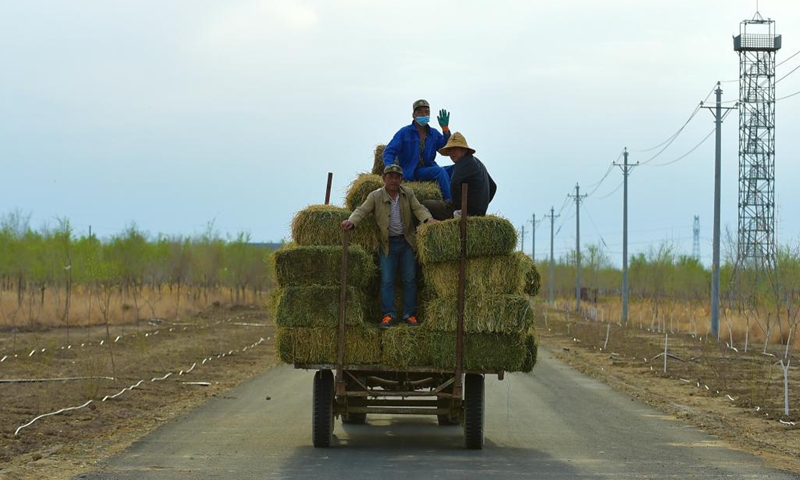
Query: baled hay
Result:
<box><xmin>371</xmin><ymin>144</ymin><xmax>386</xmax><ymax>175</ymax></box>
<box><xmin>273</xmin><ymin>244</ymin><xmax>376</xmax><ymax>289</ymax></box>
<box><xmin>421</xmin><ymin>294</ymin><xmax>534</xmax><ymax>334</ymax></box>
<box><xmin>345</xmin><ymin>174</ymin><xmax>443</xmax><ymax>211</ymax></box>
<box><xmin>276</xmin><ymin>326</ymin><xmax>381</xmax><ymax>365</ymax></box>
<box><xmin>275</xmin><ymin>286</ymin><xmax>368</xmax><ymax>327</ymax></box>
<box><xmin>380</xmin><ymin>330</ymin><xmax>530</xmax><ymax>372</ymax></box>
<box><xmin>416</xmin><ymin>216</ymin><xmax>517</xmax><ymax>265</ymax></box>
<box><xmin>516</xmin><ymin>251</ymin><xmax>541</xmax><ymax>297</ymax></box>
<box><xmin>422</xmin><ymin>254</ymin><xmax>525</xmax><ymax>297</ymax></box>
<box><xmin>291</xmin><ymin>204</ymin><xmax>379</xmax><ymax>252</ymax></box>
<box><xmin>521</xmin><ymin>326</ymin><xmax>538</xmax><ymax>372</ymax></box>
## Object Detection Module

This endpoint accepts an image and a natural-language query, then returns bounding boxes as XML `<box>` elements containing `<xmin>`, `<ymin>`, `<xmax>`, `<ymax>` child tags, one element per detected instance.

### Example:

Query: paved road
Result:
<box><xmin>74</xmin><ymin>349</ymin><xmax>797</xmax><ymax>479</ymax></box>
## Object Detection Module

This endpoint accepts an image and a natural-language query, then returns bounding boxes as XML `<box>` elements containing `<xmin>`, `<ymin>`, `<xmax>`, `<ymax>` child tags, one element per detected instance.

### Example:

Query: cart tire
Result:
<box><xmin>312</xmin><ymin>370</ymin><xmax>334</xmax><ymax>447</ymax></box>
<box><xmin>342</xmin><ymin>397</ymin><xmax>367</xmax><ymax>424</ymax></box>
<box><xmin>463</xmin><ymin>374</ymin><xmax>485</xmax><ymax>449</ymax></box>
<box><xmin>437</xmin><ymin>397</ymin><xmax>459</xmax><ymax>426</ymax></box>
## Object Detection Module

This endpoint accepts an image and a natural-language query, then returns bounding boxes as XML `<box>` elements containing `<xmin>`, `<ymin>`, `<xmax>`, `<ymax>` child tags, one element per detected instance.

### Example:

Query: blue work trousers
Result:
<box><xmin>379</xmin><ymin>236</ymin><xmax>417</xmax><ymax>319</ymax></box>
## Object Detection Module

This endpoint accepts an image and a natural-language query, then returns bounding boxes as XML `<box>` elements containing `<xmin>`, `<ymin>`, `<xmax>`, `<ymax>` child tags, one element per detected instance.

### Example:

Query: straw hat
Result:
<box><xmin>438</xmin><ymin>132</ymin><xmax>476</xmax><ymax>156</ymax></box>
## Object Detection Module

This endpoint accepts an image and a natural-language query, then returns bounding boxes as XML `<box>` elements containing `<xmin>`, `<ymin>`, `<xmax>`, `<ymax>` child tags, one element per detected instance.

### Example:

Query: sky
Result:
<box><xmin>2</xmin><ymin>1</ymin><xmax>800</xmax><ymax>268</ymax></box>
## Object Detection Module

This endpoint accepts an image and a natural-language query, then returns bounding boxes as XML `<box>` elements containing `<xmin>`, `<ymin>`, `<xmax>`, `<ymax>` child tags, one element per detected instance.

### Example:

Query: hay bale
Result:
<box><xmin>273</xmin><ymin>244</ymin><xmax>376</xmax><ymax>289</ymax></box>
<box><xmin>416</xmin><ymin>216</ymin><xmax>517</xmax><ymax>265</ymax></box>
<box><xmin>291</xmin><ymin>204</ymin><xmax>379</xmax><ymax>252</ymax></box>
<box><xmin>521</xmin><ymin>327</ymin><xmax>538</xmax><ymax>373</ymax></box>
<box><xmin>345</xmin><ymin>174</ymin><xmax>443</xmax><ymax>211</ymax></box>
<box><xmin>372</xmin><ymin>144</ymin><xmax>386</xmax><ymax>175</ymax></box>
<box><xmin>276</xmin><ymin>326</ymin><xmax>381</xmax><ymax>364</ymax></box>
<box><xmin>516</xmin><ymin>252</ymin><xmax>541</xmax><ymax>297</ymax></box>
<box><xmin>275</xmin><ymin>286</ymin><xmax>369</xmax><ymax>327</ymax></box>
<box><xmin>422</xmin><ymin>254</ymin><xmax>525</xmax><ymax>297</ymax></box>
<box><xmin>380</xmin><ymin>330</ymin><xmax>529</xmax><ymax>372</ymax></box>
<box><xmin>421</xmin><ymin>294</ymin><xmax>534</xmax><ymax>334</ymax></box>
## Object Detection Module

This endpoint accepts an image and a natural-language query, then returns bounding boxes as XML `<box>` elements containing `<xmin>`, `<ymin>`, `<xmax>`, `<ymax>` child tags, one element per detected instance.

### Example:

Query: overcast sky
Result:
<box><xmin>2</xmin><ymin>1</ymin><xmax>799</xmax><ymax>267</ymax></box>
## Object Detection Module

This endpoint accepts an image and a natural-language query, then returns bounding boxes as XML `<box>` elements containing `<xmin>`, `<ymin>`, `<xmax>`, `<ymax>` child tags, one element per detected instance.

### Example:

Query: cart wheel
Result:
<box><xmin>463</xmin><ymin>374</ymin><xmax>485</xmax><ymax>449</ymax></box>
<box><xmin>342</xmin><ymin>397</ymin><xmax>367</xmax><ymax>424</ymax></box>
<box><xmin>437</xmin><ymin>396</ymin><xmax>459</xmax><ymax>426</ymax></box>
<box><xmin>312</xmin><ymin>370</ymin><xmax>334</xmax><ymax>447</ymax></box>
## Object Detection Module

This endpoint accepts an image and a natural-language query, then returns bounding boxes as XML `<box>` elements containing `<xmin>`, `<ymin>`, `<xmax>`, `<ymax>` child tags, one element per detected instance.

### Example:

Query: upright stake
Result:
<box><xmin>664</xmin><ymin>333</ymin><xmax>669</xmax><ymax>374</ymax></box>
<box><xmin>335</xmin><ymin>230</ymin><xmax>350</xmax><ymax>395</ymax></box>
<box><xmin>325</xmin><ymin>172</ymin><xmax>333</xmax><ymax>205</ymax></box>
<box><xmin>455</xmin><ymin>184</ymin><xmax>469</xmax><ymax>398</ymax></box>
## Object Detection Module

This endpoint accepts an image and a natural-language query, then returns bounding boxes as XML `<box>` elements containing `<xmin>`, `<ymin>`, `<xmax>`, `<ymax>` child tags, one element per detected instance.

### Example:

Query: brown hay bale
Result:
<box><xmin>416</xmin><ymin>216</ymin><xmax>517</xmax><ymax>265</ymax></box>
<box><xmin>421</xmin><ymin>294</ymin><xmax>534</xmax><ymax>334</ymax></box>
<box><xmin>273</xmin><ymin>244</ymin><xmax>376</xmax><ymax>289</ymax></box>
<box><xmin>275</xmin><ymin>286</ymin><xmax>368</xmax><ymax>327</ymax></box>
<box><xmin>345</xmin><ymin>174</ymin><xmax>444</xmax><ymax>211</ymax></box>
<box><xmin>291</xmin><ymin>204</ymin><xmax>379</xmax><ymax>252</ymax></box>
<box><xmin>276</xmin><ymin>326</ymin><xmax>381</xmax><ymax>364</ymax></box>
<box><xmin>372</xmin><ymin>144</ymin><xmax>386</xmax><ymax>175</ymax></box>
<box><xmin>516</xmin><ymin>251</ymin><xmax>541</xmax><ymax>297</ymax></box>
<box><xmin>422</xmin><ymin>254</ymin><xmax>525</xmax><ymax>297</ymax></box>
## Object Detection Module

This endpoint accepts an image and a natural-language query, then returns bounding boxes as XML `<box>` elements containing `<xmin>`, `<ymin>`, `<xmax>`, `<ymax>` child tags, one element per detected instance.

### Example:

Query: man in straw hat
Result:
<box><xmin>341</xmin><ymin>164</ymin><xmax>438</xmax><ymax>328</ymax></box>
<box><xmin>423</xmin><ymin>131</ymin><xmax>497</xmax><ymax>220</ymax></box>
<box><xmin>382</xmin><ymin>99</ymin><xmax>454</xmax><ymax>201</ymax></box>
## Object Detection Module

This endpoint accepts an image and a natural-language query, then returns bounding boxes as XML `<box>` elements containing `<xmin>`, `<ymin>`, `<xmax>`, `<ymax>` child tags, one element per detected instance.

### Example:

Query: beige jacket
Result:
<box><xmin>348</xmin><ymin>185</ymin><xmax>433</xmax><ymax>254</ymax></box>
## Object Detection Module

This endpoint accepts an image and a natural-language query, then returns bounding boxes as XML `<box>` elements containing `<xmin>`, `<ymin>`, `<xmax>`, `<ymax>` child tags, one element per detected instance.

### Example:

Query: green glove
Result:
<box><xmin>437</xmin><ymin>109</ymin><xmax>450</xmax><ymax>128</ymax></box>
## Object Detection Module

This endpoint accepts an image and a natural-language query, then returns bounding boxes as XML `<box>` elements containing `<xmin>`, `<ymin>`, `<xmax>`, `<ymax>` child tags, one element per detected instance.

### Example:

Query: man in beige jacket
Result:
<box><xmin>342</xmin><ymin>164</ymin><xmax>437</xmax><ymax>327</ymax></box>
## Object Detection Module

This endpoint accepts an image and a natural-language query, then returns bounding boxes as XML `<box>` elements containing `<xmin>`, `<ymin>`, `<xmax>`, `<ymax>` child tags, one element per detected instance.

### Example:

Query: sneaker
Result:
<box><xmin>404</xmin><ymin>315</ymin><xmax>420</xmax><ymax>327</ymax></box>
<box><xmin>379</xmin><ymin>315</ymin><xmax>396</xmax><ymax>328</ymax></box>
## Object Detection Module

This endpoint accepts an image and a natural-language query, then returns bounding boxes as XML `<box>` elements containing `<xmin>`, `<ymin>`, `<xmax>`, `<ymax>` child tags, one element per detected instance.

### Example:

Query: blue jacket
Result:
<box><xmin>383</xmin><ymin>123</ymin><xmax>449</xmax><ymax>181</ymax></box>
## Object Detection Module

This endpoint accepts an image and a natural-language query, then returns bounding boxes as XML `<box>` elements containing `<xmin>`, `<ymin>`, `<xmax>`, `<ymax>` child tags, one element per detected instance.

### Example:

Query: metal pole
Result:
<box><xmin>520</xmin><ymin>224</ymin><xmax>526</xmax><ymax>253</ymax></box>
<box><xmin>711</xmin><ymin>84</ymin><xmax>722</xmax><ymax>340</ymax></box>
<box><xmin>548</xmin><ymin>206</ymin><xmax>558</xmax><ymax>305</ymax></box>
<box><xmin>532</xmin><ymin>214</ymin><xmax>536</xmax><ymax>262</ymax></box>
<box><xmin>622</xmin><ymin>148</ymin><xmax>630</xmax><ymax>326</ymax></box>
<box><xmin>575</xmin><ymin>184</ymin><xmax>582</xmax><ymax>312</ymax></box>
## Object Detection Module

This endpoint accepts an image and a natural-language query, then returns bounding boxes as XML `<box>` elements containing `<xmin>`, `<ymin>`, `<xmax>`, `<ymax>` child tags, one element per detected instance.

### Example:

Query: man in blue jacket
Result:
<box><xmin>383</xmin><ymin>99</ymin><xmax>453</xmax><ymax>201</ymax></box>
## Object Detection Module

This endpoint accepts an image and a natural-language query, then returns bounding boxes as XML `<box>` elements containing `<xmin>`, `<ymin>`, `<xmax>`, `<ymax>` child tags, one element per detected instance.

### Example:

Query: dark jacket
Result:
<box><xmin>450</xmin><ymin>154</ymin><xmax>496</xmax><ymax>216</ymax></box>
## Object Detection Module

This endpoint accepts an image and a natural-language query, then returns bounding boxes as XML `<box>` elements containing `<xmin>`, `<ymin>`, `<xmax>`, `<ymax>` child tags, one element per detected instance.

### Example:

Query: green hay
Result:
<box><xmin>291</xmin><ymin>204</ymin><xmax>379</xmax><ymax>252</ymax></box>
<box><xmin>273</xmin><ymin>244</ymin><xmax>376</xmax><ymax>289</ymax></box>
<box><xmin>345</xmin><ymin>174</ymin><xmax>443</xmax><ymax>211</ymax></box>
<box><xmin>422</xmin><ymin>254</ymin><xmax>525</xmax><ymax>297</ymax></box>
<box><xmin>516</xmin><ymin>252</ymin><xmax>541</xmax><ymax>297</ymax></box>
<box><xmin>371</xmin><ymin>144</ymin><xmax>386</xmax><ymax>175</ymax></box>
<box><xmin>416</xmin><ymin>216</ymin><xmax>518</xmax><ymax>265</ymax></box>
<box><xmin>421</xmin><ymin>294</ymin><xmax>534</xmax><ymax>334</ymax></box>
<box><xmin>276</xmin><ymin>326</ymin><xmax>381</xmax><ymax>364</ymax></box>
<box><xmin>275</xmin><ymin>286</ymin><xmax>369</xmax><ymax>327</ymax></box>
<box><xmin>380</xmin><ymin>329</ymin><xmax>530</xmax><ymax>372</ymax></box>
<box><xmin>521</xmin><ymin>327</ymin><xmax>538</xmax><ymax>373</ymax></box>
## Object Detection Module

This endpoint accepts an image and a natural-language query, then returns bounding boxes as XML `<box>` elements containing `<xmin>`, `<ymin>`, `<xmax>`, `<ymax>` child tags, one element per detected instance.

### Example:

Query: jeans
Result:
<box><xmin>379</xmin><ymin>236</ymin><xmax>417</xmax><ymax>319</ymax></box>
<box><xmin>415</xmin><ymin>164</ymin><xmax>452</xmax><ymax>201</ymax></box>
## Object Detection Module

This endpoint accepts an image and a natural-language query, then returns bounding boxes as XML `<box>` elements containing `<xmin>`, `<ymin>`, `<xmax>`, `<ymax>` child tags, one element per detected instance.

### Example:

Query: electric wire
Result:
<box><xmin>643</xmin><ymin>127</ymin><xmax>715</xmax><ymax>168</ymax></box>
<box><xmin>777</xmin><ymin>48</ymin><xmax>800</xmax><ymax>68</ymax></box>
<box><xmin>594</xmin><ymin>180</ymin><xmax>624</xmax><ymax>200</ymax></box>
<box><xmin>636</xmin><ymin>103</ymin><xmax>702</xmax><ymax>165</ymax></box>
<box><xmin>776</xmin><ymin>62</ymin><xmax>800</xmax><ymax>85</ymax></box>
<box><xmin>777</xmin><ymin>89</ymin><xmax>800</xmax><ymax>102</ymax></box>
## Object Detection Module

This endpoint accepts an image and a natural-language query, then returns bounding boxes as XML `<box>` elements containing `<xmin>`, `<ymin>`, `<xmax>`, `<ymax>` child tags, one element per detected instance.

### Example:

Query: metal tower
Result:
<box><xmin>692</xmin><ymin>216</ymin><xmax>700</xmax><ymax>261</ymax></box>
<box><xmin>733</xmin><ymin>12</ymin><xmax>781</xmax><ymax>270</ymax></box>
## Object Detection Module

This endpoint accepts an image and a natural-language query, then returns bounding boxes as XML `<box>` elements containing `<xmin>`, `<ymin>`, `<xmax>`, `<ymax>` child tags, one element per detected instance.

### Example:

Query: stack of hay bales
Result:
<box><xmin>272</xmin><ymin>178</ymin><xmax>539</xmax><ymax>373</ymax></box>
<box><xmin>273</xmin><ymin>205</ymin><xmax>382</xmax><ymax>365</ymax></box>
<box><xmin>379</xmin><ymin>217</ymin><xmax>539</xmax><ymax>372</ymax></box>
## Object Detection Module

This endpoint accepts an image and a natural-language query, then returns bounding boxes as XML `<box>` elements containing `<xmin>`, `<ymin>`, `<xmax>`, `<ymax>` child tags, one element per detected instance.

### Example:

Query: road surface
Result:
<box><xmin>74</xmin><ymin>349</ymin><xmax>796</xmax><ymax>479</ymax></box>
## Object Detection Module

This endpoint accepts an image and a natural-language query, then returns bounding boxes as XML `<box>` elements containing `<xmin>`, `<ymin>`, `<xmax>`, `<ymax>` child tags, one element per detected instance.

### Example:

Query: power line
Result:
<box><xmin>643</xmin><ymin>127</ymin><xmax>715</xmax><ymax>168</ymax></box>
<box><xmin>777</xmin><ymin>48</ymin><xmax>800</xmax><ymax>68</ymax></box>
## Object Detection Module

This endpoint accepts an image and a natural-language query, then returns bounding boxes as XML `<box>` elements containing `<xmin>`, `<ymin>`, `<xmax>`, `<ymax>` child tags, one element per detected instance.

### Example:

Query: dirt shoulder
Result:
<box><xmin>536</xmin><ymin>306</ymin><xmax>800</xmax><ymax>475</ymax></box>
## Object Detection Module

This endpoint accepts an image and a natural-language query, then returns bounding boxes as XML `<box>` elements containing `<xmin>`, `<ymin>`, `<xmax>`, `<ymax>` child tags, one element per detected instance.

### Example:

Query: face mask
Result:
<box><xmin>415</xmin><ymin>116</ymin><xmax>430</xmax><ymax>126</ymax></box>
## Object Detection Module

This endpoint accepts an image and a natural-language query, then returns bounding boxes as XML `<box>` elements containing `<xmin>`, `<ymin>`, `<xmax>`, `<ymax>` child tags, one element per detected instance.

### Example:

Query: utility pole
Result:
<box><xmin>569</xmin><ymin>183</ymin><xmax>587</xmax><ymax>312</ymax></box>
<box><xmin>545</xmin><ymin>207</ymin><xmax>560</xmax><ymax>305</ymax></box>
<box><xmin>701</xmin><ymin>82</ymin><xmax>735</xmax><ymax>340</ymax></box>
<box><xmin>531</xmin><ymin>214</ymin><xmax>536</xmax><ymax>261</ymax></box>
<box><xmin>520</xmin><ymin>224</ymin><xmax>526</xmax><ymax>253</ymax></box>
<box><xmin>613</xmin><ymin>148</ymin><xmax>638</xmax><ymax>326</ymax></box>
